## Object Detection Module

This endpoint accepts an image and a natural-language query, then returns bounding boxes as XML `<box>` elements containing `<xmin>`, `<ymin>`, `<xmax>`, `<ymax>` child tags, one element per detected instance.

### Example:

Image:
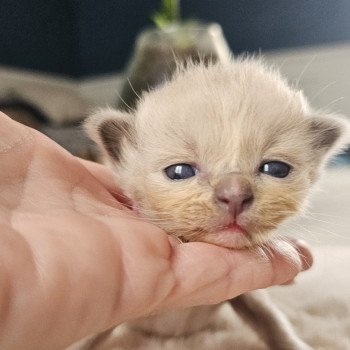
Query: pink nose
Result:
<box><xmin>215</xmin><ymin>174</ymin><xmax>254</xmax><ymax>217</ymax></box>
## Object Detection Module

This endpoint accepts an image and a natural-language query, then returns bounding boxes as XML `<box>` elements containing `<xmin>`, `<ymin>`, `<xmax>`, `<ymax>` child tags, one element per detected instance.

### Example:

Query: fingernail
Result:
<box><xmin>168</xmin><ymin>235</ymin><xmax>182</xmax><ymax>247</ymax></box>
<box><xmin>294</xmin><ymin>239</ymin><xmax>313</xmax><ymax>271</ymax></box>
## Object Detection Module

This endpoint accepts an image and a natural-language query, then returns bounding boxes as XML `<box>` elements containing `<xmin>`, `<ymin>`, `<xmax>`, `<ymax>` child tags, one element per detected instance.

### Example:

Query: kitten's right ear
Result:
<box><xmin>308</xmin><ymin>114</ymin><xmax>350</xmax><ymax>158</ymax></box>
<box><xmin>84</xmin><ymin>108</ymin><xmax>136</xmax><ymax>162</ymax></box>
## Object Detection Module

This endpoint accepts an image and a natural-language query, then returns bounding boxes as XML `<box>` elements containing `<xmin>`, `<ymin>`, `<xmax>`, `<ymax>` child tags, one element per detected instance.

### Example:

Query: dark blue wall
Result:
<box><xmin>1</xmin><ymin>0</ymin><xmax>350</xmax><ymax>78</ymax></box>
<box><xmin>0</xmin><ymin>0</ymin><xmax>78</xmax><ymax>76</ymax></box>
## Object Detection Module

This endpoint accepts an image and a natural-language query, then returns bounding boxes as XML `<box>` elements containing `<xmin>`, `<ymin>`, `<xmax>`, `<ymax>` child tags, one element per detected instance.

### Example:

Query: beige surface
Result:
<box><xmin>270</xmin><ymin>246</ymin><xmax>350</xmax><ymax>349</ymax></box>
<box><xmin>277</xmin><ymin>166</ymin><xmax>350</xmax><ymax>246</ymax></box>
<box><xmin>264</xmin><ymin>43</ymin><xmax>350</xmax><ymax>118</ymax></box>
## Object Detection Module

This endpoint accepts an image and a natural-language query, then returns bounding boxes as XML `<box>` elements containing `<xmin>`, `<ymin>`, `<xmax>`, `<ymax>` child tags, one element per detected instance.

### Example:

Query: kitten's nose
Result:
<box><xmin>215</xmin><ymin>174</ymin><xmax>254</xmax><ymax>217</ymax></box>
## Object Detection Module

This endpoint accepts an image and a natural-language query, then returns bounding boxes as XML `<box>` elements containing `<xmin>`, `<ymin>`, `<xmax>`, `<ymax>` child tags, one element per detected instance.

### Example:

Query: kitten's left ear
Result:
<box><xmin>84</xmin><ymin>108</ymin><xmax>136</xmax><ymax>162</ymax></box>
<box><xmin>308</xmin><ymin>114</ymin><xmax>350</xmax><ymax>158</ymax></box>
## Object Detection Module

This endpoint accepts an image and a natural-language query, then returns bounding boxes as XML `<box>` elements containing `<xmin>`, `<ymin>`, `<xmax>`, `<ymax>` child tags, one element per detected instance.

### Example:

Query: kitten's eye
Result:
<box><xmin>259</xmin><ymin>161</ymin><xmax>291</xmax><ymax>178</ymax></box>
<box><xmin>164</xmin><ymin>164</ymin><xmax>198</xmax><ymax>180</ymax></box>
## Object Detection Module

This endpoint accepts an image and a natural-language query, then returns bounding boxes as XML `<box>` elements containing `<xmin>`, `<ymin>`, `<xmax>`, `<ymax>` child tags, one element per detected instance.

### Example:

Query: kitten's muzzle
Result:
<box><xmin>214</xmin><ymin>174</ymin><xmax>254</xmax><ymax>218</ymax></box>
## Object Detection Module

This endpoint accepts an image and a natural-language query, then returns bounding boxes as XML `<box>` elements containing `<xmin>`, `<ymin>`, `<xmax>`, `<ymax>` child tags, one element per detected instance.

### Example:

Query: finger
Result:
<box><xmin>78</xmin><ymin>158</ymin><xmax>132</xmax><ymax>207</ymax></box>
<box><xmin>293</xmin><ymin>239</ymin><xmax>313</xmax><ymax>271</ymax></box>
<box><xmin>77</xmin><ymin>158</ymin><xmax>119</xmax><ymax>192</ymax></box>
<box><xmin>0</xmin><ymin>112</ymin><xmax>34</xmax><ymax>153</ymax></box>
<box><xmin>278</xmin><ymin>239</ymin><xmax>313</xmax><ymax>286</ymax></box>
<box><xmin>0</xmin><ymin>113</ymin><xmax>35</xmax><ymax>202</ymax></box>
<box><xmin>278</xmin><ymin>238</ymin><xmax>313</xmax><ymax>271</ymax></box>
<box><xmin>280</xmin><ymin>278</ymin><xmax>295</xmax><ymax>286</ymax></box>
<box><xmin>168</xmin><ymin>235</ymin><xmax>183</xmax><ymax>247</ymax></box>
<box><xmin>165</xmin><ymin>241</ymin><xmax>307</xmax><ymax>310</ymax></box>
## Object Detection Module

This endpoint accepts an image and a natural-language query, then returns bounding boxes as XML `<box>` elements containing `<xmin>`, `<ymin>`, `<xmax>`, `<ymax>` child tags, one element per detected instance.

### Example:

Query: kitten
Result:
<box><xmin>83</xmin><ymin>58</ymin><xmax>349</xmax><ymax>350</ymax></box>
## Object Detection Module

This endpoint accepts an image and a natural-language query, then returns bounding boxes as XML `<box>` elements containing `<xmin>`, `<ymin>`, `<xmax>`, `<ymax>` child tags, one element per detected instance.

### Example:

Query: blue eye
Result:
<box><xmin>164</xmin><ymin>164</ymin><xmax>198</xmax><ymax>180</ymax></box>
<box><xmin>259</xmin><ymin>161</ymin><xmax>291</xmax><ymax>178</ymax></box>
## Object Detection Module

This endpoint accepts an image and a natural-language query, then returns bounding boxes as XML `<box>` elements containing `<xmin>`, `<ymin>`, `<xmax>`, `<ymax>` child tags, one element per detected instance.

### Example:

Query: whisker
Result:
<box><xmin>302</xmin><ymin>212</ymin><xmax>349</xmax><ymax>228</ymax></box>
<box><xmin>115</xmin><ymin>89</ymin><xmax>136</xmax><ymax>112</ymax></box>
<box><xmin>310</xmin><ymin>81</ymin><xmax>336</xmax><ymax>103</ymax></box>
<box><xmin>127</xmin><ymin>78</ymin><xmax>142</xmax><ymax>100</ymax></box>
<box><xmin>322</xmin><ymin>96</ymin><xmax>345</xmax><ymax>110</ymax></box>
<box><xmin>304</xmin><ymin>211</ymin><xmax>348</xmax><ymax>219</ymax></box>
<box><xmin>295</xmin><ymin>55</ymin><xmax>317</xmax><ymax>88</ymax></box>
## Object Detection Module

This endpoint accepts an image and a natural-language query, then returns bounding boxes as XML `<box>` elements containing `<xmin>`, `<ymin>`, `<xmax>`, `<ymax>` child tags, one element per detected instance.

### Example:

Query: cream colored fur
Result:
<box><xmin>79</xmin><ymin>59</ymin><xmax>350</xmax><ymax>350</ymax></box>
<box><xmin>86</xmin><ymin>59</ymin><xmax>349</xmax><ymax>249</ymax></box>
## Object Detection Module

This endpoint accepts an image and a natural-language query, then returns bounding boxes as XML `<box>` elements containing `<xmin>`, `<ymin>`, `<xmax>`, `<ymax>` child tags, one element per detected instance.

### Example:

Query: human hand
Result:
<box><xmin>0</xmin><ymin>113</ymin><xmax>312</xmax><ymax>349</ymax></box>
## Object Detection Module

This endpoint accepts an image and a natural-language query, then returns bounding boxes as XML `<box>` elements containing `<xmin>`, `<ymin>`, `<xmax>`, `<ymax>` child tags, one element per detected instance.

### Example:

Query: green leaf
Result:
<box><xmin>151</xmin><ymin>0</ymin><xmax>180</xmax><ymax>29</ymax></box>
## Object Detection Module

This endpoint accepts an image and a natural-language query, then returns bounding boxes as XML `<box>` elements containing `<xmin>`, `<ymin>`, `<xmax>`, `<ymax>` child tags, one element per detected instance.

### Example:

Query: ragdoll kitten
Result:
<box><xmin>84</xmin><ymin>59</ymin><xmax>349</xmax><ymax>350</ymax></box>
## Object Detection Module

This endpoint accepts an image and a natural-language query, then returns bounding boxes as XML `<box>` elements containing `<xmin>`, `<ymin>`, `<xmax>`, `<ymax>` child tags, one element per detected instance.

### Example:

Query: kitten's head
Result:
<box><xmin>86</xmin><ymin>59</ymin><xmax>350</xmax><ymax>248</ymax></box>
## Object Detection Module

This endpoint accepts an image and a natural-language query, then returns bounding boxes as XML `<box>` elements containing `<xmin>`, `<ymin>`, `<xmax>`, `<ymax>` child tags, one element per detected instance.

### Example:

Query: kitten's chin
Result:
<box><xmin>196</xmin><ymin>222</ymin><xmax>276</xmax><ymax>249</ymax></box>
<box><xmin>201</xmin><ymin>224</ymin><xmax>254</xmax><ymax>249</ymax></box>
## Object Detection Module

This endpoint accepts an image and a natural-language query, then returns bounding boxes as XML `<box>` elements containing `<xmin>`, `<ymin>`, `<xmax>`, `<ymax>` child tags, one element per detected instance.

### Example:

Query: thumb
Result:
<box><xmin>162</xmin><ymin>240</ymin><xmax>311</xmax><ymax>310</ymax></box>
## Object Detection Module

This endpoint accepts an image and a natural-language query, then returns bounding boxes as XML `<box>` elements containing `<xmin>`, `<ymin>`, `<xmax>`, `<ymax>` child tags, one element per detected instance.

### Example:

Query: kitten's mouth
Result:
<box><xmin>199</xmin><ymin>220</ymin><xmax>253</xmax><ymax>249</ymax></box>
<box><xmin>222</xmin><ymin>222</ymin><xmax>248</xmax><ymax>235</ymax></box>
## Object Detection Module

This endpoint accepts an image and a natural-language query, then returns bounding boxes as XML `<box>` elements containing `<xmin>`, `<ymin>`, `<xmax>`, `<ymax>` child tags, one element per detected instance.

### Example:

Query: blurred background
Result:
<box><xmin>1</xmin><ymin>0</ymin><xmax>350</xmax><ymax>77</ymax></box>
<box><xmin>0</xmin><ymin>0</ymin><xmax>349</xmax><ymax>244</ymax></box>
<box><xmin>1</xmin><ymin>1</ymin><xmax>350</xmax><ymax>146</ymax></box>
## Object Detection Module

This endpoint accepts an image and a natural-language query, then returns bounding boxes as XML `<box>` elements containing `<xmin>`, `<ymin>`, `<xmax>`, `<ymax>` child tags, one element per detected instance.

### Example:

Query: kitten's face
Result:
<box><xmin>86</xmin><ymin>60</ymin><xmax>349</xmax><ymax>249</ymax></box>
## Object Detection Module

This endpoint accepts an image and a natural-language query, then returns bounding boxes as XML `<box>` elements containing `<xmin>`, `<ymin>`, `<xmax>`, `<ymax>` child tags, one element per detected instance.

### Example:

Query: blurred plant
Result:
<box><xmin>152</xmin><ymin>0</ymin><xmax>180</xmax><ymax>28</ymax></box>
<box><xmin>117</xmin><ymin>0</ymin><xmax>230</xmax><ymax>110</ymax></box>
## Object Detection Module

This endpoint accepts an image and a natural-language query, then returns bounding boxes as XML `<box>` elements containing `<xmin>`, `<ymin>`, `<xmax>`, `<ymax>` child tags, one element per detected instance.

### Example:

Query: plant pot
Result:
<box><xmin>117</xmin><ymin>21</ymin><xmax>231</xmax><ymax>110</ymax></box>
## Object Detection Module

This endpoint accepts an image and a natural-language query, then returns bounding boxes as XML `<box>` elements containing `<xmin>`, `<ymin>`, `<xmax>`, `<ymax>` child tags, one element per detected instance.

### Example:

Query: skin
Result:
<box><xmin>0</xmin><ymin>113</ymin><xmax>312</xmax><ymax>350</ymax></box>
